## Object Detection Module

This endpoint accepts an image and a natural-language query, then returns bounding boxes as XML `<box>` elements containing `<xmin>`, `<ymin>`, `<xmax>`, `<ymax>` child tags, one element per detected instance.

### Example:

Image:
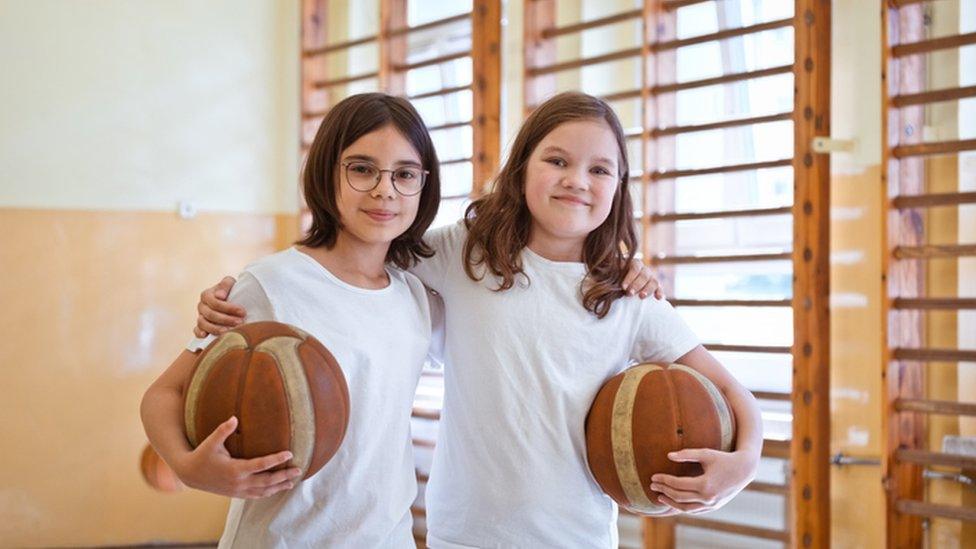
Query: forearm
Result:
<box><xmin>723</xmin><ymin>381</ymin><xmax>763</xmax><ymax>464</ymax></box>
<box><xmin>140</xmin><ymin>384</ymin><xmax>194</xmax><ymax>475</ymax></box>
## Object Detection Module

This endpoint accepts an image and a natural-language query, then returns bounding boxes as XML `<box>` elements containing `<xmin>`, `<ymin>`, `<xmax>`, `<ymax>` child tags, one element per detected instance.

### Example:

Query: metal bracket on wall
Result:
<box><xmin>830</xmin><ymin>452</ymin><xmax>881</xmax><ymax>467</ymax></box>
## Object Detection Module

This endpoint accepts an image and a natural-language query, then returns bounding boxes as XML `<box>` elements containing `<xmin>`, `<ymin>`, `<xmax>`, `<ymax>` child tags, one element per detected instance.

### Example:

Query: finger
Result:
<box><xmin>193</xmin><ymin>326</ymin><xmax>207</xmax><ymax>338</ymax></box>
<box><xmin>198</xmin><ymin>315</ymin><xmax>232</xmax><ymax>337</ymax></box>
<box><xmin>216</xmin><ymin>276</ymin><xmax>237</xmax><ymax>298</ymax></box>
<box><xmin>653</xmin><ymin>287</ymin><xmax>664</xmax><ymax>300</ymax></box>
<box><xmin>668</xmin><ymin>448</ymin><xmax>715</xmax><ymax>464</ymax></box>
<box><xmin>202</xmin><ymin>286</ymin><xmax>246</xmax><ymax>317</ymax></box>
<box><xmin>243</xmin><ymin>479</ymin><xmax>294</xmax><ymax>499</ymax></box>
<box><xmin>649</xmin><ymin>473</ymin><xmax>701</xmax><ymax>492</ymax></box>
<box><xmin>242</xmin><ymin>450</ymin><xmax>294</xmax><ymax>474</ymax></box>
<box><xmin>651</xmin><ymin>482</ymin><xmax>704</xmax><ymax>504</ymax></box>
<box><xmin>248</xmin><ymin>467</ymin><xmax>304</xmax><ymax>488</ymax></box>
<box><xmin>657</xmin><ymin>494</ymin><xmax>707</xmax><ymax>513</ymax></box>
<box><xmin>200</xmin><ymin>416</ymin><xmax>238</xmax><ymax>451</ymax></box>
<box><xmin>199</xmin><ymin>301</ymin><xmax>244</xmax><ymax>327</ymax></box>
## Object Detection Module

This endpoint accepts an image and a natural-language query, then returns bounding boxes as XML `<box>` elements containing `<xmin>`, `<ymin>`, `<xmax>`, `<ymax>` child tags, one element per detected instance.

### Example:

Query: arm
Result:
<box><xmin>140</xmin><ymin>350</ymin><xmax>300</xmax><ymax>498</ymax></box>
<box><xmin>651</xmin><ymin>345</ymin><xmax>763</xmax><ymax>514</ymax></box>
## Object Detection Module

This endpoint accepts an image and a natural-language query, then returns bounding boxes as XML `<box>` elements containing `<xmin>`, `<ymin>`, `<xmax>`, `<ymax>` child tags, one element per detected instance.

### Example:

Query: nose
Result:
<box><xmin>560</xmin><ymin>167</ymin><xmax>588</xmax><ymax>191</ymax></box>
<box><xmin>370</xmin><ymin>171</ymin><xmax>397</xmax><ymax>199</ymax></box>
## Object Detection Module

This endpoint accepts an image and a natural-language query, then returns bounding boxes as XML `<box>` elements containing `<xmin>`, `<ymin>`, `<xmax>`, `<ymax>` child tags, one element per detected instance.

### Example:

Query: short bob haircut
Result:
<box><xmin>298</xmin><ymin>93</ymin><xmax>440</xmax><ymax>269</ymax></box>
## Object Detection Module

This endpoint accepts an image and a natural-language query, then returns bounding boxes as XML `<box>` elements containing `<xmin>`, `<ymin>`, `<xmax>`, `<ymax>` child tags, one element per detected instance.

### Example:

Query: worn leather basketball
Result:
<box><xmin>184</xmin><ymin>321</ymin><xmax>349</xmax><ymax>480</ymax></box>
<box><xmin>585</xmin><ymin>363</ymin><xmax>735</xmax><ymax>515</ymax></box>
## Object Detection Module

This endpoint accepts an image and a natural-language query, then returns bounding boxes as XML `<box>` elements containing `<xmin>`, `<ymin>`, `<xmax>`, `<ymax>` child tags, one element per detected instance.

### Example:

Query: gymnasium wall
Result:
<box><xmin>0</xmin><ymin>1</ymin><xmax>300</xmax><ymax>546</ymax></box>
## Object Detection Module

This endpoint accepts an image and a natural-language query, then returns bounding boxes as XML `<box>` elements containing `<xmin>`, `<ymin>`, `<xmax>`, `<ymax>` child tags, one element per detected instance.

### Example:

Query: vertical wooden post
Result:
<box><xmin>379</xmin><ymin>0</ymin><xmax>408</xmax><ymax>95</ymax></box>
<box><xmin>881</xmin><ymin>2</ymin><xmax>927</xmax><ymax>547</ymax></box>
<box><xmin>523</xmin><ymin>0</ymin><xmax>556</xmax><ymax>117</ymax></box>
<box><xmin>471</xmin><ymin>0</ymin><xmax>501</xmax><ymax>196</ymax></box>
<box><xmin>792</xmin><ymin>0</ymin><xmax>831</xmax><ymax>548</ymax></box>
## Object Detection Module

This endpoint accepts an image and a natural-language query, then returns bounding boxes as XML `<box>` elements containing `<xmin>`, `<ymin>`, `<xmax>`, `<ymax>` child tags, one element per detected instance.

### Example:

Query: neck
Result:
<box><xmin>526</xmin><ymin>229</ymin><xmax>585</xmax><ymax>263</ymax></box>
<box><xmin>300</xmin><ymin>232</ymin><xmax>390</xmax><ymax>288</ymax></box>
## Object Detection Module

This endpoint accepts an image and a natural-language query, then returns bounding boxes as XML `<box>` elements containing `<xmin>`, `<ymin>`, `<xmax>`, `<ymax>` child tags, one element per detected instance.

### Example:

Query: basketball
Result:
<box><xmin>585</xmin><ymin>363</ymin><xmax>735</xmax><ymax>515</ymax></box>
<box><xmin>184</xmin><ymin>321</ymin><xmax>349</xmax><ymax>480</ymax></box>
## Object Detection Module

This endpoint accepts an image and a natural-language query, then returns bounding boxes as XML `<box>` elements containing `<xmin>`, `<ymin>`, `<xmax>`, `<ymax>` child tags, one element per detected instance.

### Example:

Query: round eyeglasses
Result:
<box><xmin>341</xmin><ymin>161</ymin><xmax>429</xmax><ymax>197</ymax></box>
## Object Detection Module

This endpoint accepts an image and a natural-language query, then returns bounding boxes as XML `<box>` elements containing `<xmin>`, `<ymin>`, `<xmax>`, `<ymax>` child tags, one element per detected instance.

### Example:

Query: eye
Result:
<box><xmin>395</xmin><ymin>168</ymin><xmax>418</xmax><ymax>180</ymax></box>
<box><xmin>349</xmin><ymin>163</ymin><xmax>377</xmax><ymax>176</ymax></box>
<box><xmin>591</xmin><ymin>166</ymin><xmax>613</xmax><ymax>177</ymax></box>
<box><xmin>545</xmin><ymin>157</ymin><xmax>567</xmax><ymax>167</ymax></box>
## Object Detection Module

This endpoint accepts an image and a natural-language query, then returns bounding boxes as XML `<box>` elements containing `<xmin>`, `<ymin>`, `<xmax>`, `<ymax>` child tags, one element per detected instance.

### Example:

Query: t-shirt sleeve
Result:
<box><xmin>185</xmin><ymin>271</ymin><xmax>275</xmax><ymax>352</ymax></box>
<box><xmin>408</xmin><ymin>222</ymin><xmax>465</xmax><ymax>292</ymax></box>
<box><xmin>630</xmin><ymin>298</ymin><xmax>700</xmax><ymax>364</ymax></box>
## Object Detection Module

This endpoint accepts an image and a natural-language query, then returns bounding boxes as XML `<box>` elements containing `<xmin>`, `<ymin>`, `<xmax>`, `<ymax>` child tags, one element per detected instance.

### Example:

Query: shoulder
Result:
<box><xmin>388</xmin><ymin>267</ymin><xmax>433</xmax><ymax>306</ymax></box>
<box><xmin>423</xmin><ymin>220</ymin><xmax>468</xmax><ymax>255</ymax></box>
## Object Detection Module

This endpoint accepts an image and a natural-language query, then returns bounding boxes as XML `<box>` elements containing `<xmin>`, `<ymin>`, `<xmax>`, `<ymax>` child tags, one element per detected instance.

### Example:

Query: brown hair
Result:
<box><xmin>462</xmin><ymin>91</ymin><xmax>636</xmax><ymax>318</ymax></box>
<box><xmin>298</xmin><ymin>93</ymin><xmax>440</xmax><ymax>269</ymax></box>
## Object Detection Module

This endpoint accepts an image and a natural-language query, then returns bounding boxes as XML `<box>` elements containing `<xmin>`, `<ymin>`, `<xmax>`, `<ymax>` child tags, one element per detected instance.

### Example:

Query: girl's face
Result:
<box><xmin>523</xmin><ymin>119</ymin><xmax>620</xmax><ymax>254</ymax></box>
<box><xmin>334</xmin><ymin>124</ymin><xmax>424</xmax><ymax>248</ymax></box>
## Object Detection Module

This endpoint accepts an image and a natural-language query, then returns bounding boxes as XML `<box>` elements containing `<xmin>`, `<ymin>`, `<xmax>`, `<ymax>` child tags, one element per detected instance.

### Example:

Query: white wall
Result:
<box><xmin>0</xmin><ymin>0</ymin><xmax>300</xmax><ymax>214</ymax></box>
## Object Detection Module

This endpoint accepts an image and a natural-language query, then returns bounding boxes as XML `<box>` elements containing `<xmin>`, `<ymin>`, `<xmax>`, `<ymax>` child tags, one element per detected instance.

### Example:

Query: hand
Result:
<box><xmin>173</xmin><ymin>416</ymin><xmax>303</xmax><ymax>499</ymax></box>
<box><xmin>649</xmin><ymin>448</ymin><xmax>758</xmax><ymax>514</ymax></box>
<box><xmin>193</xmin><ymin>276</ymin><xmax>245</xmax><ymax>338</ymax></box>
<box><xmin>621</xmin><ymin>258</ymin><xmax>663</xmax><ymax>300</ymax></box>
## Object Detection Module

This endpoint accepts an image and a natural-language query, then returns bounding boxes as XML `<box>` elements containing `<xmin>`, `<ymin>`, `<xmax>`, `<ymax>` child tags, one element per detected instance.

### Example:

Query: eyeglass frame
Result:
<box><xmin>340</xmin><ymin>161</ymin><xmax>430</xmax><ymax>197</ymax></box>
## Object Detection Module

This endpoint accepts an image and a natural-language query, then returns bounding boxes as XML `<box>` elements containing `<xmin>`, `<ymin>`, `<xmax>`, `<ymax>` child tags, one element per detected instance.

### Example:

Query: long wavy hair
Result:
<box><xmin>298</xmin><ymin>93</ymin><xmax>440</xmax><ymax>269</ymax></box>
<box><xmin>462</xmin><ymin>92</ymin><xmax>637</xmax><ymax>318</ymax></box>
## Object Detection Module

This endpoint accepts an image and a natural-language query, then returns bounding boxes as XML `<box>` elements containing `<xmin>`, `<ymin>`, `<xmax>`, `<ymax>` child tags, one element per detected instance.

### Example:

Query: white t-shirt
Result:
<box><xmin>410</xmin><ymin>223</ymin><xmax>700</xmax><ymax>548</ymax></box>
<box><xmin>188</xmin><ymin>247</ymin><xmax>430</xmax><ymax>549</ymax></box>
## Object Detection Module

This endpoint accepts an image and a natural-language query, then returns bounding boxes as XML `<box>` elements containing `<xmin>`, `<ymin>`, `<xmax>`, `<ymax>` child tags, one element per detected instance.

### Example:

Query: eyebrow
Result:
<box><xmin>540</xmin><ymin>146</ymin><xmax>616</xmax><ymax>167</ymax></box>
<box><xmin>342</xmin><ymin>154</ymin><xmax>422</xmax><ymax>167</ymax></box>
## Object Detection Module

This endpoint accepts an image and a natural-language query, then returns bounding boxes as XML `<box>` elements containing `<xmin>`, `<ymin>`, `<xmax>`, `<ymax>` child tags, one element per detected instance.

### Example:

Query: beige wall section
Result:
<box><xmin>0</xmin><ymin>209</ymin><xmax>289</xmax><ymax>547</ymax></box>
<box><xmin>0</xmin><ymin>0</ymin><xmax>300</xmax><ymax>215</ymax></box>
<box><xmin>829</xmin><ymin>0</ymin><xmax>884</xmax><ymax>547</ymax></box>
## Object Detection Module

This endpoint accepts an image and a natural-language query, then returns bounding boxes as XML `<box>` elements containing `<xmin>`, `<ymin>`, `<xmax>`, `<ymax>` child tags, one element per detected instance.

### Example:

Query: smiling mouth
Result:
<box><xmin>363</xmin><ymin>209</ymin><xmax>397</xmax><ymax>221</ymax></box>
<box><xmin>552</xmin><ymin>196</ymin><xmax>589</xmax><ymax>207</ymax></box>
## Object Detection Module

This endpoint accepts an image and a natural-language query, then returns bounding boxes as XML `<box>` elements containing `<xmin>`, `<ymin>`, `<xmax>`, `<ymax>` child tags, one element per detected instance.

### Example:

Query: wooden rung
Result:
<box><xmin>669</xmin><ymin>298</ymin><xmax>792</xmax><ymax>307</ymax></box>
<box><xmin>675</xmin><ymin>516</ymin><xmax>790</xmax><ymax>541</ymax></box>
<box><xmin>896</xmin><ymin>449</ymin><xmax>976</xmax><ymax>470</ymax></box>
<box><xmin>528</xmin><ymin>47</ymin><xmax>642</xmax><ymax>76</ymax></box>
<box><xmin>421</xmin><ymin>370</ymin><xmax>444</xmax><ymax>378</ymax></box>
<box><xmin>408</xmin><ymin>84</ymin><xmax>472</xmax><ymax>100</ymax></box>
<box><xmin>892</xmin><ymin>297</ymin><xmax>976</xmax><ymax>310</ymax></box>
<box><xmin>541</xmin><ymin>8</ymin><xmax>642</xmax><ymax>38</ymax></box>
<box><xmin>652</xmin><ymin>112</ymin><xmax>794</xmax><ymax>138</ymax></box>
<box><xmin>412</xmin><ymin>407</ymin><xmax>441</xmax><ymax>420</ymax></box>
<box><xmin>387</xmin><ymin>12</ymin><xmax>471</xmax><ymax>38</ymax></box>
<box><xmin>395</xmin><ymin>50</ymin><xmax>470</xmax><ymax>72</ymax></box>
<box><xmin>895</xmin><ymin>500</ymin><xmax>976</xmax><ymax>523</ymax></box>
<box><xmin>441</xmin><ymin>157</ymin><xmax>473</xmax><ymax>167</ymax></box>
<box><xmin>303</xmin><ymin>34</ymin><xmax>378</xmax><ymax>57</ymax></box>
<box><xmin>600</xmin><ymin>88</ymin><xmax>642</xmax><ymax>103</ymax></box>
<box><xmin>753</xmin><ymin>391</ymin><xmax>792</xmax><ymax>401</ymax></box>
<box><xmin>650</xmin><ymin>250</ymin><xmax>792</xmax><ymax>265</ymax></box>
<box><xmin>652</xmin><ymin>65</ymin><xmax>793</xmax><ymax>95</ymax></box>
<box><xmin>705</xmin><ymin>343</ymin><xmax>793</xmax><ymax>354</ymax></box>
<box><xmin>312</xmin><ymin>71</ymin><xmax>379</xmax><ymax>89</ymax></box>
<box><xmin>892</xmin><ymin>347</ymin><xmax>976</xmax><ymax>362</ymax></box>
<box><xmin>410</xmin><ymin>505</ymin><xmax>427</xmax><ymax>518</ymax></box>
<box><xmin>427</xmin><ymin>120</ymin><xmax>472</xmax><ymax>132</ymax></box>
<box><xmin>892</xmin><ymin>32</ymin><xmax>976</xmax><ymax>57</ymax></box>
<box><xmin>651</xmin><ymin>205</ymin><xmax>792</xmax><ymax>222</ymax></box>
<box><xmin>890</xmin><ymin>0</ymin><xmax>931</xmax><ymax>6</ymax></box>
<box><xmin>744</xmin><ymin>480</ymin><xmax>790</xmax><ymax>495</ymax></box>
<box><xmin>763</xmin><ymin>438</ymin><xmax>791</xmax><ymax>458</ymax></box>
<box><xmin>892</xmin><ymin>138</ymin><xmax>976</xmax><ymax>158</ymax></box>
<box><xmin>662</xmin><ymin>0</ymin><xmax>712</xmax><ymax>10</ymax></box>
<box><xmin>412</xmin><ymin>437</ymin><xmax>436</xmax><ymax>448</ymax></box>
<box><xmin>893</xmin><ymin>244</ymin><xmax>976</xmax><ymax>260</ymax></box>
<box><xmin>892</xmin><ymin>85</ymin><xmax>976</xmax><ymax>108</ymax></box>
<box><xmin>892</xmin><ymin>191</ymin><xmax>976</xmax><ymax>209</ymax></box>
<box><xmin>416</xmin><ymin>471</ymin><xmax>430</xmax><ymax>483</ymax></box>
<box><xmin>653</xmin><ymin>18</ymin><xmax>793</xmax><ymax>52</ymax></box>
<box><xmin>652</xmin><ymin>158</ymin><xmax>793</xmax><ymax>180</ymax></box>
<box><xmin>894</xmin><ymin>398</ymin><xmax>976</xmax><ymax>417</ymax></box>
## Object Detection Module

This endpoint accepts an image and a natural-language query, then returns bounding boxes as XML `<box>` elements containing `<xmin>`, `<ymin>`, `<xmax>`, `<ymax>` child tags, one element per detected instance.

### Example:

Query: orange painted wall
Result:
<box><xmin>0</xmin><ymin>208</ymin><xmax>294</xmax><ymax>547</ymax></box>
